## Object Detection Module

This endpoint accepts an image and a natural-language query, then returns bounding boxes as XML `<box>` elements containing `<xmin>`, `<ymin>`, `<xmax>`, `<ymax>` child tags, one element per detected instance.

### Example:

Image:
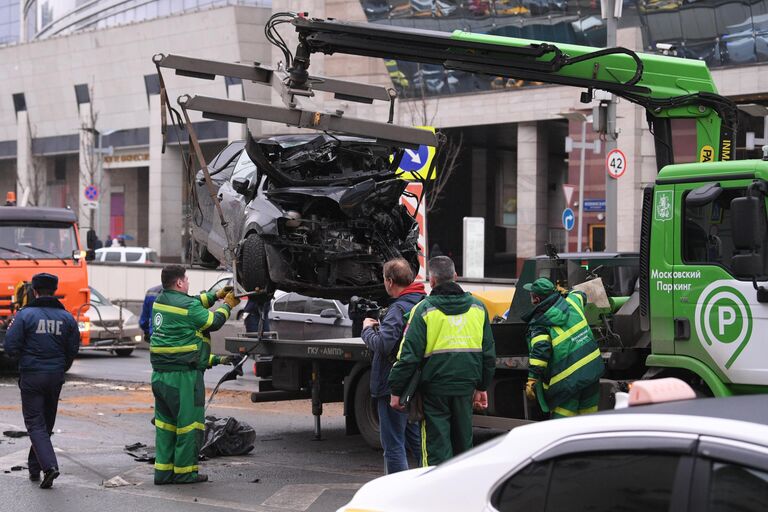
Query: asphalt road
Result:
<box><xmin>69</xmin><ymin>349</ymin><xmax>262</xmax><ymax>395</ymax></box>
<box><xmin>0</xmin><ymin>349</ymin><xmax>386</xmax><ymax>511</ymax></box>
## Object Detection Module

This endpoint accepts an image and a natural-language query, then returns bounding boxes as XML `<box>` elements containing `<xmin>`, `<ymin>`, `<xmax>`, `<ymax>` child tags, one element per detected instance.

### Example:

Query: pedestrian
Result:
<box><xmin>389</xmin><ymin>256</ymin><xmax>495</xmax><ymax>466</ymax></box>
<box><xmin>522</xmin><ymin>277</ymin><xmax>604</xmax><ymax>418</ymax></box>
<box><xmin>139</xmin><ymin>284</ymin><xmax>163</xmax><ymax>342</ymax></box>
<box><xmin>243</xmin><ymin>294</ymin><xmax>271</xmax><ymax>334</ymax></box>
<box><xmin>104</xmin><ymin>234</ymin><xmax>112</xmax><ymax>248</ymax></box>
<box><xmin>93</xmin><ymin>235</ymin><xmax>103</xmax><ymax>250</ymax></box>
<box><xmin>150</xmin><ymin>265</ymin><xmax>240</xmax><ymax>485</ymax></box>
<box><xmin>361</xmin><ymin>258</ymin><xmax>426</xmax><ymax>474</ymax></box>
<box><xmin>4</xmin><ymin>273</ymin><xmax>80</xmax><ymax>489</ymax></box>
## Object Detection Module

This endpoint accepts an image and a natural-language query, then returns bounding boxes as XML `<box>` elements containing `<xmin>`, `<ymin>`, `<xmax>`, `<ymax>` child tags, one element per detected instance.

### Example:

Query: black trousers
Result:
<box><xmin>19</xmin><ymin>372</ymin><xmax>64</xmax><ymax>473</ymax></box>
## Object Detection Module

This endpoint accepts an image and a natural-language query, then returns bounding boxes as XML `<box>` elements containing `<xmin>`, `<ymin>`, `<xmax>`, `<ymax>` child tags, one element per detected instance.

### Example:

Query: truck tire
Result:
<box><xmin>239</xmin><ymin>233</ymin><xmax>270</xmax><ymax>292</ymax></box>
<box><xmin>354</xmin><ymin>370</ymin><xmax>381</xmax><ymax>449</ymax></box>
<box><xmin>114</xmin><ymin>348</ymin><xmax>134</xmax><ymax>357</ymax></box>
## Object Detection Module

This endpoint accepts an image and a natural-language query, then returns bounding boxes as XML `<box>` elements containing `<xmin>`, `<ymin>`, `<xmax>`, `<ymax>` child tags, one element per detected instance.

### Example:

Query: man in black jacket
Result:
<box><xmin>5</xmin><ymin>273</ymin><xmax>80</xmax><ymax>489</ymax></box>
<box><xmin>361</xmin><ymin>258</ymin><xmax>426</xmax><ymax>473</ymax></box>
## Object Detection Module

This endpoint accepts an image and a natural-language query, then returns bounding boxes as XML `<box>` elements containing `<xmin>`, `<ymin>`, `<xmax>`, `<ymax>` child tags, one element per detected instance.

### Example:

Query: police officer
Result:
<box><xmin>389</xmin><ymin>256</ymin><xmax>496</xmax><ymax>466</ymax></box>
<box><xmin>5</xmin><ymin>273</ymin><xmax>80</xmax><ymax>489</ymax></box>
<box><xmin>522</xmin><ymin>277</ymin><xmax>604</xmax><ymax>418</ymax></box>
<box><xmin>150</xmin><ymin>265</ymin><xmax>240</xmax><ymax>485</ymax></box>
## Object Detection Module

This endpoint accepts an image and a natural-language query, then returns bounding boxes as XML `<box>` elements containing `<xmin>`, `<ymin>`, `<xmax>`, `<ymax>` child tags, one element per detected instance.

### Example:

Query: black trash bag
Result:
<box><xmin>200</xmin><ymin>416</ymin><xmax>255</xmax><ymax>458</ymax></box>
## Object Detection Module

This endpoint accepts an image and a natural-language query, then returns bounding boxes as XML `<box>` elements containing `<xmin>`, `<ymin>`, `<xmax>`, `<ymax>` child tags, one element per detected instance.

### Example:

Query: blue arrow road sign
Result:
<box><xmin>562</xmin><ymin>208</ymin><xmax>575</xmax><ymax>231</ymax></box>
<box><xmin>399</xmin><ymin>145</ymin><xmax>431</xmax><ymax>172</ymax></box>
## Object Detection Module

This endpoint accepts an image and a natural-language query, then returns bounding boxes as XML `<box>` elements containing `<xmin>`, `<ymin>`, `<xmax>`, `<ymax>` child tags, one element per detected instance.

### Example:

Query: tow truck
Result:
<box><xmin>156</xmin><ymin>15</ymin><xmax>768</xmax><ymax>443</ymax></box>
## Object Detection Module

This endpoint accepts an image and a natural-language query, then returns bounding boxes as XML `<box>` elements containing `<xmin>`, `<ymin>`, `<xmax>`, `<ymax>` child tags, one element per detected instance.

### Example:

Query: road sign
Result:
<box><xmin>84</xmin><ymin>184</ymin><xmax>99</xmax><ymax>201</ymax></box>
<box><xmin>397</xmin><ymin>126</ymin><xmax>437</xmax><ymax>180</ymax></box>
<box><xmin>606</xmin><ymin>149</ymin><xmax>627</xmax><ymax>179</ymax></box>
<box><xmin>83</xmin><ymin>201</ymin><xmax>99</xmax><ymax>210</ymax></box>
<box><xmin>562</xmin><ymin>184</ymin><xmax>576</xmax><ymax>207</ymax></box>
<box><xmin>583</xmin><ymin>199</ymin><xmax>606</xmax><ymax>212</ymax></box>
<box><xmin>562</xmin><ymin>208</ymin><xmax>575</xmax><ymax>231</ymax></box>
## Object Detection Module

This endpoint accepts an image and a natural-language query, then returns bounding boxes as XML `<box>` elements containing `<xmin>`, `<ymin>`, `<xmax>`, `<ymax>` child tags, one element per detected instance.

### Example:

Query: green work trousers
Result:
<box><xmin>551</xmin><ymin>382</ymin><xmax>600</xmax><ymax>419</ymax></box>
<box><xmin>151</xmin><ymin>369</ymin><xmax>205</xmax><ymax>484</ymax></box>
<box><xmin>420</xmin><ymin>393</ymin><xmax>474</xmax><ymax>466</ymax></box>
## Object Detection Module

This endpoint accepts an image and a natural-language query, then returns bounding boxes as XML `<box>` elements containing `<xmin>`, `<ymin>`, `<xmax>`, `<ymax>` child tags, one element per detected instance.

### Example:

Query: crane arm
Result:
<box><xmin>283</xmin><ymin>15</ymin><xmax>736</xmax><ymax>165</ymax></box>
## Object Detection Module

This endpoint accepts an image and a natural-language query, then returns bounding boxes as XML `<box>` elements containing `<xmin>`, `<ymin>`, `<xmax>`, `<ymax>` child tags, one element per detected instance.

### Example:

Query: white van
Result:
<box><xmin>95</xmin><ymin>247</ymin><xmax>158</xmax><ymax>264</ymax></box>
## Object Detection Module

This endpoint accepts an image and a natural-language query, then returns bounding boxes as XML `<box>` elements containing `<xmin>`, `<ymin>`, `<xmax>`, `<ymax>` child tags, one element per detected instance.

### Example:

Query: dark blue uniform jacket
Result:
<box><xmin>5</xmin><ymin>296</ymin><xmax>80</xmax><ymax>373</ymax></box>
<box><xmin>361</xmin><ymin>283</ymin><xmax>426</xmax><ymax>397</ymax></box>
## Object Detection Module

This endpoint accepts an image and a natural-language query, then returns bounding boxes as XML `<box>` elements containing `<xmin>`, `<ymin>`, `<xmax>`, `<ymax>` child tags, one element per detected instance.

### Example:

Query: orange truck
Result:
<box><xmin>0</xmin><ymin>205</ymin><xmax>93</xmax><ymax>353</ymax></box>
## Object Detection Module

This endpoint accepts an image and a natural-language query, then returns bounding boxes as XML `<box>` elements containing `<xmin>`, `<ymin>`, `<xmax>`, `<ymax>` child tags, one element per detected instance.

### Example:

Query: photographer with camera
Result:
<box><xmin>361</xmin><ymin>258</ymin><xmax>426</xmax><ymax>474</ymax></box>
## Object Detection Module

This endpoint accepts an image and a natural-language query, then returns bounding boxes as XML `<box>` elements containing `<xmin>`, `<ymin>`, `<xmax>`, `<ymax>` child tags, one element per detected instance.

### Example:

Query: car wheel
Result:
<box><xmin>114</xmin><ymin>348</ymin><xmax>134</xmax><ymax>357</ymax></box>
<box><xmin>354</xmin><ymin>370</ymin><xmax>381</xmax><ymax>449</ymax></box>
<box><xmin>239</xmin><ymin>233</ymin><xmax>270</xmax><ymax>292</ymax></box>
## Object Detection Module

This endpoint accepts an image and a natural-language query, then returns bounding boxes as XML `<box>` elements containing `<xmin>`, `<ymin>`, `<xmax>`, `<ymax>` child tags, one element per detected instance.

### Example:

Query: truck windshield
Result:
<box><xmin>0</xmin><ymin>222</ymin><xmax>78</xmax><ymax>260</ymax></box>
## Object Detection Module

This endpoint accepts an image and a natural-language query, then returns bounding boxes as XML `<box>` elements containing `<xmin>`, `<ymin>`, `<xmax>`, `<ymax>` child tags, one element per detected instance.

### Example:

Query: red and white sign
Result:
<box><xmin>562</xmin><ymin>184</ymin><xmax>576</xmax><ymax>207</ymax></box>
<box><xmin>400</xmin><ymin>183</ymin><xmax>427</xmax><ymax>280</ymax></box>
<box><xmin>606</xmin><ymin>149</ymin><xmax>627</xmax><ymax>179</ymax></box>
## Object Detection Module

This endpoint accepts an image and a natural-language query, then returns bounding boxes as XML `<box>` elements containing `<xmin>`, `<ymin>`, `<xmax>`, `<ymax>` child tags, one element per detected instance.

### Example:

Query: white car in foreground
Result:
<box><xmin>338</xmin><ymin>394</ymin><xmax>768</xmax><ymax>512</ymax></box>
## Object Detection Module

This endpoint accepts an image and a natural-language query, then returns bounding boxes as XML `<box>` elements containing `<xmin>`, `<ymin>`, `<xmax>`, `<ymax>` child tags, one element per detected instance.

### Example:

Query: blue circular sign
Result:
<box><xmin>562</xmin><ymin>208</ymin><xmax>575</xmax><ymax>231</ymax></box>
<box><xmin>399</xmin><ymin>145</ymin><xmax>430</xmax><ymax>172</ymax></box>
<box><xmin>84</xmin><ymin>185</ymin><xmax>98</xmax><ymax>201</ymax></box>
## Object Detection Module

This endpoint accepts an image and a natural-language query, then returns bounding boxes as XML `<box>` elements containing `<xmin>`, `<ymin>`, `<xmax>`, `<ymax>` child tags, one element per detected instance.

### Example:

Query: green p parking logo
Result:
<box><xmin>694</xmin><ymin>283</ymin><xmax>752</xmax><ymax>369</ymax></box>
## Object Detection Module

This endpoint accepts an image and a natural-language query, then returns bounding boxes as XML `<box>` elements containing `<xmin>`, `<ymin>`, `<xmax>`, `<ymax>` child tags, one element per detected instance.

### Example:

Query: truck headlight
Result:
<box><xmin>78</xmin><ymin>321</ymin><xmax>90</xmax><ymax>332</ymax></box>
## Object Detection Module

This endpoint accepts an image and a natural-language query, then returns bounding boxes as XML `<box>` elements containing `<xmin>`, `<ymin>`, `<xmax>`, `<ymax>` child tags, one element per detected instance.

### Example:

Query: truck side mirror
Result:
<box><xmin>232</xmin><ymin>178</ymin><xmax>250</xmax><ymax>196</ymax></box>
<box><xmin>731</xmin><ymin>196</ymin><xmax>766</xmax><ymax>251</ymax></box>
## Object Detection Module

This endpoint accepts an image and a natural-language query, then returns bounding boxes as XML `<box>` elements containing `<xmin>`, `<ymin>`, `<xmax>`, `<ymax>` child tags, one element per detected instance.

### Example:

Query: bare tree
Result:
<box><xmin>17</xmin><ymin>117</ymin><xmax>48</xmax><ymax>207</ymax></box>
<box><xmin>399</xmin><ymin>63</ymin><xmax>463</xmax><ymax>215</ymax></box>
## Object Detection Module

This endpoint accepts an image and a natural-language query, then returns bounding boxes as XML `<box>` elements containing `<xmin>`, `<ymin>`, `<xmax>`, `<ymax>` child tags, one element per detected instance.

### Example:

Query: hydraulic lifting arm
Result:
<box><xmin>282</xmin><ymin>15</ymin><xmax>738</xmax><ymax>167</ymax></box>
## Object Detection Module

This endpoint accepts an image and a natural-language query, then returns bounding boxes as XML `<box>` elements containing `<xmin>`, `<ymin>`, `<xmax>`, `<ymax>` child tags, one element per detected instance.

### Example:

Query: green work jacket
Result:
<box><xmin>523</xmin><ymin>291</ymin><xmax>604</xmax><ymax>409</ymax></box>
<box><xmin>150</xmin><ymin>289</ymin><xmax>230</xmax><ymax>372</ymax></box>
<box><xmin>389</xmin><ymin>281</ymin><xmax>496</xmax><ymax>397</ymax></box>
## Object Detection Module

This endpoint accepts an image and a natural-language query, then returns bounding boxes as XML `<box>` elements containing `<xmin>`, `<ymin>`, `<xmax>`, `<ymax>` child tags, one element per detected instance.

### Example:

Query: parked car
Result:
<box><xmin>268</xmin><ymin>290</ymin><xmax>353</xmax><ymax>340</ymax></box>
<box><xmin>87</xmin><ymin>286</ymin><xmax>142</xmax><ymax>356</ymax></box>
<box><xmin>337</xmin><ymin>394</ymin><xmax>768</xmax><ymax>512</ymax></box>
<box><xmin>190</xmin><ymin>135</ymin><xmax>420</xmax><ymax>300</ymax></box>
<box><xmin>95</xmin><ymin>246</ymin><xmax>157</xmax><ymax>264</ymax></box>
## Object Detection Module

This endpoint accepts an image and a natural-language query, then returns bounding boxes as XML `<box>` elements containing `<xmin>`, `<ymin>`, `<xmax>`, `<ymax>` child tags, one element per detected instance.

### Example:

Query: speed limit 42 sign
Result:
<box><xmin>606</xmin><ymin>149</ymin><xmax>627</xmax><ymax>179</ymax></box>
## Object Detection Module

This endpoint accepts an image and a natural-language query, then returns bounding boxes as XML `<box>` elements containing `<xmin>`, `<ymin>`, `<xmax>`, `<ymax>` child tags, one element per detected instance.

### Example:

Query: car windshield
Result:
<box><xmin>0</xmin><ymin>221</ymin><xmax>78</xmax><ymax>259</ymax></box>
<box><xmin>90</xmin><ymin>287</ymin><xmax>112</xmax><ymax>306</ymax></box>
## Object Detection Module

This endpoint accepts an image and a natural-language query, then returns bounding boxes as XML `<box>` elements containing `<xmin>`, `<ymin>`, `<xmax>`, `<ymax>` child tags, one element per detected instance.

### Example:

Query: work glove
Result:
<box><xmin>525</xmin><ymin>378</ymin><xmax>538</xmax><ymax>401</ymax></box>
<box><xmin>224</xmin><ymin>292</ymin><xmax>241</xmax><ymax>309</ymax></box>
<box><xmin>219</xmin><ymin>354</ymin><xmax>243</xmax><ymax>366</ymax></box>
<box><xmin>216</xmin><ymin>286</ymin><xmax>234</xmax><ymax>299</ymax></box>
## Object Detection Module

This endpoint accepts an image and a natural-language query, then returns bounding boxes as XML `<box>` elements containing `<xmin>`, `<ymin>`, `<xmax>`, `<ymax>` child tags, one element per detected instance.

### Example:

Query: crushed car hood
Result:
<box><xmin>246</xmin><ymin>133</ymin><xmax>404</xmax><ymax>187</ymax></box>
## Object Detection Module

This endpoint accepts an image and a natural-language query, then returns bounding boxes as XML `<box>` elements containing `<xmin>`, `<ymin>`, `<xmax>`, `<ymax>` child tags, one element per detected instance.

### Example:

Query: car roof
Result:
<box><xmin>602</xmin><ymin>394</ymin><xmax>768</xmax><ymax>426</ymax></box>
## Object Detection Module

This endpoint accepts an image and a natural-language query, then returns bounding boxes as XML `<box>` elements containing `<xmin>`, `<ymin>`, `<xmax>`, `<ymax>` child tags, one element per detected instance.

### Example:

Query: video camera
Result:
<box><xmin>347</xmin><ymin>296</ymin><xmax>382</xmax><ymax>321</ymax></box>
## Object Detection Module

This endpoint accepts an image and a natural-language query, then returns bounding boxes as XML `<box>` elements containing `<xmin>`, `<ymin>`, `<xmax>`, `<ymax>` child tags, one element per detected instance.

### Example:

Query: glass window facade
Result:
<box><xmin>0</xmin><ymin>0</ymin><xmax>20</xmax><ymax>45</ymax></box>
<box><xmin>638</xmin><ymin>0</ymin><xmax>768</xmax><ymax>67</ymax></box>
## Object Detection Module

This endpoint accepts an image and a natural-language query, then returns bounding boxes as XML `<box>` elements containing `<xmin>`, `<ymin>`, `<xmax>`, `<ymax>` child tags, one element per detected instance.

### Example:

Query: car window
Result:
<box><xmin>125</xmin><ymin>251</ymin><xmax>142</xmax><ymax>262</ymax></box>
<box><xmin>104</xmin><ymin>251</ymin><xmax>121</xmax><ymax>262</ymax></box>
<box><xmin>273</xmin><ymin>293</ymin><xmax>307</xmax><ymax>314</ymax></box>
<box><xmin>707</xmin><ymin>462</ymin><xmax>768</xmax><ymax>511</ymax></box>
<box><xmin>90</xmin><ymin>287</ymin><xmax>112</xmax><ymax>306</ymax></box>
<box><xmin>231</xmin><ymin>151</ymin><xmax>258</xmax><ymax>184</ymax></box>
<box><xmin>208</xmin><ymin>277</ymin><xmax>233</xmax><ymax>294</ymax></box>
<box><xmin>209</xmin><ymin>141</ymin><xmax>244</xmax><ymax>173</ymax></box>
<box><xmin>494</xmin><ymin>452</ymin><xmax>681</xmax><ymax>512</ymax></box>
<box><xmin>308</xmin><ymin>298</ymin><xmax>337</xmax><ymax>316</ymax></box>
<box><xmin>146</xmin><ymin>251</ymin><xmax>157</xmax><ymax>263</ymax></box>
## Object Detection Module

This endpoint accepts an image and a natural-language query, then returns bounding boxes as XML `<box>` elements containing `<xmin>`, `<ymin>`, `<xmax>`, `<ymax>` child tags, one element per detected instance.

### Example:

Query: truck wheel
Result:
<box><xmin>114</xmin><ymin>348</ymin><xmax>134</xmax><ymax>357</ymax></box>
<box><xmin>239</xmin><ymin>233</ymin><xmax>270</xmax><ymax>292</ymax></box>
<box><xmin>354</xmin><ymin>370</ymin><xmax>381</xmax><ymax>449</ymax></box>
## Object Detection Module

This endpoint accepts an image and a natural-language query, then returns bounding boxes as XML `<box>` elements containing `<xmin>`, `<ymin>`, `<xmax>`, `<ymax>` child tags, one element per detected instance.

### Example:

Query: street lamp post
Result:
<box><xmin>561</xmin><ymin>112</ymin><xmax>601</xmax><ymax>252</ymax></box>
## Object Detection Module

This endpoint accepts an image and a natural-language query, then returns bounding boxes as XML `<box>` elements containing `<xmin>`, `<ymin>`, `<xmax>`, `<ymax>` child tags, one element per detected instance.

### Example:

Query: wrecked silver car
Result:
<box><xmin>190</xmin><ymin>134</ymin><xmax>420</xmax><ymax>299</ymax></box>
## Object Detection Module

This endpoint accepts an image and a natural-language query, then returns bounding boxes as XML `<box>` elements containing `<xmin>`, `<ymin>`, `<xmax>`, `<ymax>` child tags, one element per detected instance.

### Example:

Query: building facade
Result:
<box><xmin>3</xmin><ymin>0</ymin><xmax>768</xmax><ymax>276</ymax></box>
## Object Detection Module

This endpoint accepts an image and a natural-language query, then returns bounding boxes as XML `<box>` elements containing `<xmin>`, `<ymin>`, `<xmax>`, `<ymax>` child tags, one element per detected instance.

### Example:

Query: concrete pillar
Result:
<box><xmin>516</xmin><ymin>122</ymin><xmax>548</xmax><ymax>271</ymax></box>
<box><xmin>149</xmin><ymin>98</ymin><xmax>184</xmax><ymax>261</ymax></box>
<box><xmin>228</xmin><ymin>83</ymin><xmax>246</xmax><ymax>143</ymax></box>
<box><xmin>16</xmin><ymin>110</ymin><xmax>31</xmax><ymax>205</ymax></box>
<box><xmin>615</xmin><ymin>26</ymin><xmax>655</xmax><ymax>252</ymax></box>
